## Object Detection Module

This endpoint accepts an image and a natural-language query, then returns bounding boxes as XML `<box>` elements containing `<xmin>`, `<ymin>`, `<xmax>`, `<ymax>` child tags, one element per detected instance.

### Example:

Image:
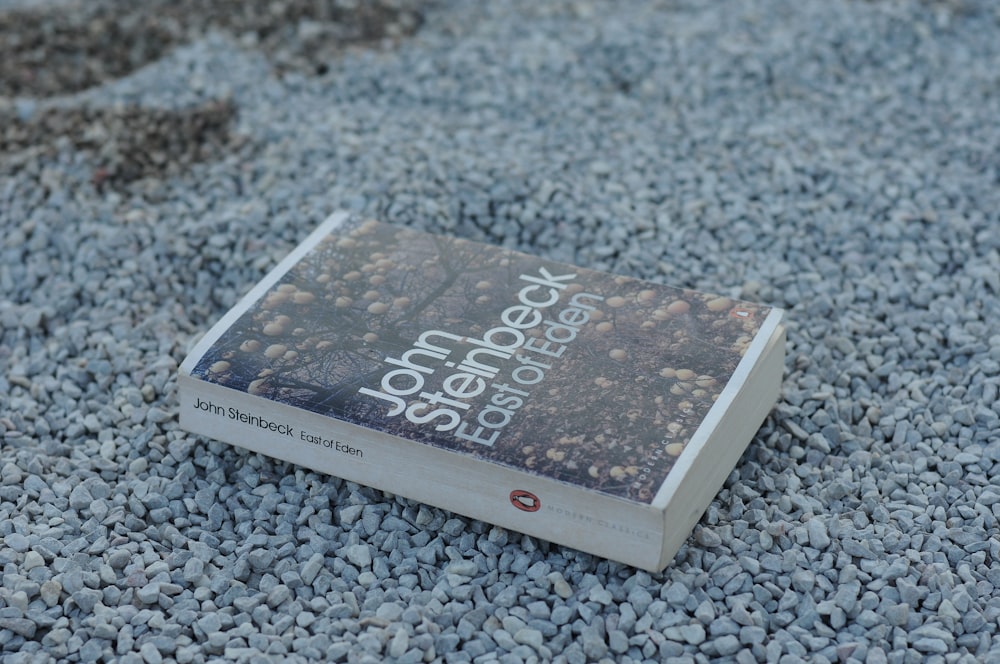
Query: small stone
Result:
<box><xmin>376</xmin><ymin>602</ymin><xmax>404</xmax><ymax>622</ymax></box>
<box><xmin>137</xmin><ymin>582</ymin><xmax>161</xmax><ymax>604</ymax></box>
<box><xmin>74</xmin><ymin>589</ymin><xmax>103</xmax><ymax>613</ymax></box>
<box><xmin>446</xmin><ymin>560</ymin><xmax>478</xmax><ymax>577</ymax></box>
<box><xmin>248</xmin><ymin>549</ymin><xmax>275</xmax><ymax>571</ymax></box>
<box><xmin>94</xmin><ymin>622</ymin><xmax>119</xmax><ymax>640</ymax></box>
<box><xmin>300</xmin><ymin>553</ymin><xmax>325</xmax><ymax>585</ymax></box>
<box><xmin>868</xmin><ymin>647</ymin><xmax>888</xmax><ymax>664</ymax></box>
<box><xmin>856</xmin><ymin>609</ymin><xmax>880</xmax><ymax>628</ymax></box>
<box><xmin>146</xmin><ymin>407</ymin><xmax>172</xmax><ymax>424</ymax></box>
<box><xmin>885</xmin><ymin>604</ymin><xmax>909</xmax><ymax>626</ymax></box>
<box><xmin>963</xmin><ymin>611</ymin><xmax>987</xmax><ymax>633</ymax></box>
<box><xmin>526</xmin><ymin>600</ymin><xmax>550</xmax><ymax>619</ymax></box>
<box><xmin>69</xmin><ymin>484</ymin><xmax>94</xmax><ymax>511</ymax></box>
<box><xmin>345</xmin><ymin>544</ymin><xmax>371</xmax><ymax>568</ymax></box>
<box><xmin>79</xmin><ymin>639</ymin><xmax>103</xmax><ymax>663</ymax></box>
<box><xmin>979</xmin><ymin>490</ymin><xmax>1000</xmax><ymax>506</ymax></box>
<box><xmin>588</xmin><ymin>584</ymin><xmax>613</xmax><ymax>605</ymax></box>
<box><xmin>197</xmin><ymin>614</ymin><xmax>222</xmax><ymax>635</ymax></box>
<box><xmin>441</xmin><ymin>519</ymin><xmax>465</xmax><ymax>536</ymax></box>
<box><xmin>327</xmin><ymin>604</ymin><xmax>353</xmax><ymax>619</ymax></box>
<box><xmin>714</xmin><ymin>634</ymin><xmax>742</xmax><ymax>656</ymax></box>
<box><xmin>790</xmin><ymin>569</ymin><xmax>814</xmax><ymax>592</ymax></box>
<box><xmin>898</xmin><ymin>580</ymin><xmax>923</xmax><ymax>607</ymax></box>
<box><xmin>842</xmin><ymin>539</ymin><xmax>876</xmax><ymax>559</ymax></box>
<box><xmin>551</xmin><ymin>605</ymin><xmax>573</xmax><ymax>625</ymax></box>
<box><xmin>628</xmin><ymin>587</ymin><xmax>653</xmax><ymax>615</ymax></box>
<box><xmin>140</xmin><ymin>641</ymin><xmax>163</xmax><ymax>664</ymax></box>
<box><xmin>8</xmin><ymin>590</ymin><xmax>28</xmax><ymax>611</ymax></box>
<box><xmin>551</xmin><ymin>574</ymin><xmax>573</xmax><ymax>599</ymax></box>
<box><xmin>23</xmin><ymin>550</ymin><xmax>45</xmax><ymax>570</ymax></box>
<box><xmin>740</xmin><ymin>626</ymin><xmax>767</xmax><ymax>645</ymax></box>
<box><xmin>697</xmin><ymin>528</ymin><xmax>722</xmax><ymax>548</ymax></box>
<box><xmin>664</xmin><ymin>583</ymin><xmax>689</xmax><ymax>605</ymax></box>
<box><xmin>937</xmin><ymin>599</ymin><xmax>961</xmax><ymax>621</ymax></box>
<box><xmin>182</xmin><ymin>557</ymin><xmax>204</xmax><ymax>583</ymax></box>
<box><xmin>0</xmin><ymin>618</ymin><xmax>36</xmax><ymax>638</ymax></box>
<box><xmin>493</xmin><ymin>629</ymin><xmax>517</xmax><ymax>650</ymax></box>
<box><xmin>108</xmin><ymin>550</ymin><xmax>131</xmax><ymax>569</ymax></box>
<box><xmin>6</xmin><ymin>533</ymin><xmax>29</xmax><ymax>553</ymax></box>
<box><xmin>40</xmin><ymin>580</ymin><xmax>62</xmax><ymax>607</ymax></box>
<box><xmin>680</xmin><ymin>623</ymin><xmax>706</xmax><ymax>645</ymax></box>
<box><xmin>732</xmin><ymin>603</ymin><xmax>756</xmax><ymax>625</ymax></box>
<box><xmin>953</xmin><ymin>407</ymin><xmax>974</xmax><ymax>427</ymax></box>
<box><xmin>608</xmin><ymin>630</ymin><xmax>629</xmax><ymax>654</ymax></box>
<box><xmin>695</xmin><ymin>599</ymin><xmax>716</xmax><ymax>623</ymax></box>
<box><xmin>806</xmin><ymin>519</ymin><xmax>830</xmax><ymax>549</ymax></box>
<box><xmin>339</xmin><ymin>504</ymin><xmax>364</xmax><ymax>525</ymax></box>
<box><xmin>834</xmin><ymin>585</ymin><xmax>858</xmax><ymax>613</ymax></box>
<box><xmin>581</xmin><ymin>627</ymin><xmax>608</xmax><ymax>659</ymax></box>
<box><xmin>514</xmin><ymin>628</ymin><xmax>544</xmax><ymax>651</ymax></box>
<box><xmin>388</xmin><ymin>629</ymin><xmax>408</xmax><ymax>658</ymax></box>
<box><xmin>267</xmin><ymin>584</ymin><xmax>291</xmax><ymax>608</ymax></box>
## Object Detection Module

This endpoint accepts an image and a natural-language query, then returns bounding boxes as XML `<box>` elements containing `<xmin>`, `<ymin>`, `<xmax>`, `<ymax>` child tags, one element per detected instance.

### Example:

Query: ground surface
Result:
<box><xmin>2</xmin><ymin>0</ymin><xmax>1000</xmax><ymax>662</ymax></box>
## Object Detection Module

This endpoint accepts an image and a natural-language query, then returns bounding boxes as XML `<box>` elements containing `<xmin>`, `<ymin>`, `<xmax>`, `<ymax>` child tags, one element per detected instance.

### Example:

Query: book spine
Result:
<box><xmin>179</xmin><ymin>374</ymin><xmax>665</xmax><ymax>570</ymax></box>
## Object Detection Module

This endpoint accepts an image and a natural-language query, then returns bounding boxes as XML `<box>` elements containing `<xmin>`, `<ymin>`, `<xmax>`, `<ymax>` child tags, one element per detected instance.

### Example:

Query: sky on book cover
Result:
<box><xmin>191</xmin><ymin>218</ymin><xmax>771</xmax><ymax>502</ymax></box>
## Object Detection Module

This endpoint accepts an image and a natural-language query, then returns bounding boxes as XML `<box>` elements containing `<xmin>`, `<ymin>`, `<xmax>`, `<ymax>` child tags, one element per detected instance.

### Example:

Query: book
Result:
<box><xmin>178</xmin><ymin>211</ymin><xmax>785</xmax><ymax>571</ymax></box>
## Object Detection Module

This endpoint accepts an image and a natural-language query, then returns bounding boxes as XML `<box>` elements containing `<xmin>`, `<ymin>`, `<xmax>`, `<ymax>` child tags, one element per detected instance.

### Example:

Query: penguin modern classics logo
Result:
<box><xmin>509</xmin><ymin>490</ymin><xmax>541</xmax><ymax>512</ymax></box>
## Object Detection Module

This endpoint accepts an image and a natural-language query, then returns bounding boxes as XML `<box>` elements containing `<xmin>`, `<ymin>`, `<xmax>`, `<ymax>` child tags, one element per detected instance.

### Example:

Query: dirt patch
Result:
<box><xmin>1</xmin><ymin>99</ymin><xmax>239</xmax><ymax>188</ymax></box>
<box><xmin>0</xmin><ymin>0</ymin><xmax>424</xmax><ymax>188</ymax></box>
<box><xmin>0</xmin><ymin>0</ymin><xmax>424</xmax><ymax>97</ymax></box>
<box><xmin>0</xmin><ymin>4</ymin><xmax>173</xmax><ymax>98</ymax></box>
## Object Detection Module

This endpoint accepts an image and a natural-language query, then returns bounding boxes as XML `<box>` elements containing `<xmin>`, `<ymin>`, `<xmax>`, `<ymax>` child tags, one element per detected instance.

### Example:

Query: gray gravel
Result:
<box><xmin>3</xmin><ymin>0</ymin><xmax>1000</xmax><ymax>662</ymax></box>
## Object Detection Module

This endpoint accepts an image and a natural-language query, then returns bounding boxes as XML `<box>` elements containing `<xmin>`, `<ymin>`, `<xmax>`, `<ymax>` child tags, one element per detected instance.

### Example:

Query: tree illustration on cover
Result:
<box><xmin>192</xmin><ymin>218</ymin><xmax>770</xmax><ymax>502</ymax></box>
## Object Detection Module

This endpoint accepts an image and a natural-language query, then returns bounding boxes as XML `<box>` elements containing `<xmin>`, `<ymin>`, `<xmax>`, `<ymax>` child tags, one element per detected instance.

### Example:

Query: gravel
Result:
<box><xmin>2</xmin><ymin>0</ymin><xmax>1000</xmax><ymax>662</ymax></box>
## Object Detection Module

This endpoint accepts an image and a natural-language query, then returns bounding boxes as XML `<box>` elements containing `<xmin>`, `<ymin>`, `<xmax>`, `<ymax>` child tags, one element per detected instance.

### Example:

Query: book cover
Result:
<box><xmin>179</xmin><ymin>211</ymin><xmax>784</xmax><ymax>570</ymax></box>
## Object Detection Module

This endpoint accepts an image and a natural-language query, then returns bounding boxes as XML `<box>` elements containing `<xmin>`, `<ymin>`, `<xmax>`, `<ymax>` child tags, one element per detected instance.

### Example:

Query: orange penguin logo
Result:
<box><xmin>509</xmin><ymin>490</ymin><xmax>541</xmax><ymax>512</ymax></box>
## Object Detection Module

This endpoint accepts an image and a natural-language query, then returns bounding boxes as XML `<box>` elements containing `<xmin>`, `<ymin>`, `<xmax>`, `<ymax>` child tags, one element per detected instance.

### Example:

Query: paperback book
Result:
<box><xmin>179</xmin><ymin>211</ymin><xmax>785</xmax><ymax>571</ymax></box>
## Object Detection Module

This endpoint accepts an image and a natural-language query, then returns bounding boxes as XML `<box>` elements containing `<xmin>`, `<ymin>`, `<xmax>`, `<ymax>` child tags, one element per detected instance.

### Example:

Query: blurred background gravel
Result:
<box><xmin>2</xmin><ymin>0</ymin><xmax>1000</xmax><ymax>662</ymax></box>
